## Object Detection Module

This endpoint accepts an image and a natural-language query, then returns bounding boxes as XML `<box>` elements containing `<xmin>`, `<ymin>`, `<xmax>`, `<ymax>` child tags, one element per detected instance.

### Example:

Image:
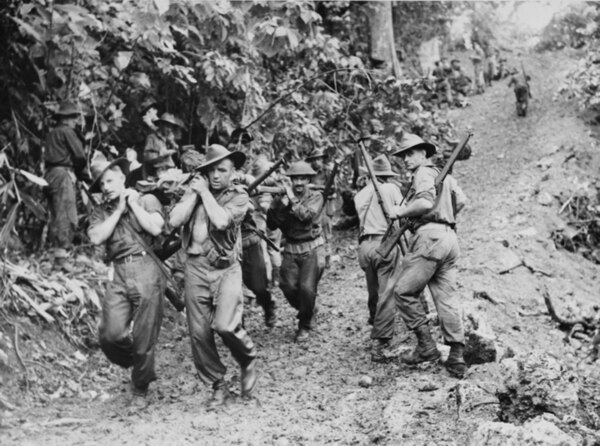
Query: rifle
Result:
<box><xmin>376</xmin><ymin>132</ymin><xmax>472</xmax><ymax>259</ymax></box>
<box><xmin>521</xmin><ymin>62</ymin><xmax>532</xmax><ymax>99</ymax></box>
<box><xmin>246</xmin><ymin>158</ymin><xmax>285</xmax><ymax>191</ymax></box>
<box><xmin>80</xmin><ymin>183</ymin><xmax>185</xmax><ymax>312</ymax></box>
<box><xmin>358</xmin><ymin>141</ymin><xmax>391</xmax><ymax>223</ymax></box>
<box><xmin>317</xmin><ymin>159</ymin><xmax>340</xmax><ymax>217</ymax></box>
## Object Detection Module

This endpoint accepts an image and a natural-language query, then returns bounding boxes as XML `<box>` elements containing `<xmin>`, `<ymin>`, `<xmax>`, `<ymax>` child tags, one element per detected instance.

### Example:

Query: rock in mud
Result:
<box><xmin>464</xmin><ymin>312</ymin><xmax>497</xmax><ymax>365</ymax></box>
<box><xmin>358</xmin><ymin>376</ymin><xmax>373</xmax><ymax>388</ymax></box>
<box><xmin>468</xmin><ymin>415</ymin><xmax>578</xmax><ymax>446</ymax></box>
<box><xmin>497</xmin><ymin>353</ymin><xmax>580</xmax><ymax>423</ymax></box>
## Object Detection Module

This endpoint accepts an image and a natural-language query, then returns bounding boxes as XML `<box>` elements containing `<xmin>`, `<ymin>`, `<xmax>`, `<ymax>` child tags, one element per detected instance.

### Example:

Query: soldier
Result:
<box><xmin>353</xmin><ymin>155</ymin><xmax>404</xmax><ymax>362</ymax></box>
<box><xmin>240</xmin><ymin>159</ymin><xmax>276</xmax><ymax>328</ymax></box>
<box><xmin>306</xmin><ymin>149</ymin><xmax>336</xmax><ymax>265</ymax></box>
<box><xmin>143</xmin><ymin>112</ymin><xmax>184</xmax><ymax>178</ymax></box>
<box><xmin>449</xmin><ymin>59</ymin><xmax>471</xmax><ymax>97</ymax></box>
<box><xmin>508</xmin><ymin>72</ymin><xmax>531</xmax><ymax>117</ymax></box>
<box><xmin>169</xmin><ymin>144</ymin><xmax>257</xmax><ymax>408</ymax></box>
<box><xmin>388</xmin><ymin>133</ymin><xmax>467</xmax><ymax>378</ymax></box>
<box><xmin>44</xmin><ymin>101</ymin><xmax>88</xmax><ymax>271</ymax></box>
<box><xmin>470</xmin><ymin>54</ymin><xmax>485</xmax><ymax>95</ymax></box>
<box><xmin>267</xmin><ymin>161</ymin><xmax>326</xmax><ymax>343</ymax></box>
<box><xmin>87</xmin><ymin>155</ymin><xmax>166</xmax><ymax>405</ymax></box>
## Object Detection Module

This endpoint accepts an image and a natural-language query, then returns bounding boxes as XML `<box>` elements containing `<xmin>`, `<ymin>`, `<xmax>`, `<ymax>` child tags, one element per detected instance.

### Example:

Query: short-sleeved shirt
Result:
<box><xmin>407</xmin><ymin>162</ymin><xmax>466</xmax><ymax>228</ymax></box>
<box><xmin>354</xmin><ymin>182</ymin><xmax>403</xmax><ymax>236</ymax></box>
<box><xmin>44</xmin><ymin>125</ymin><xmax>86</xmax><ymax>173</ymax></box>
<box><xmin>267</xmin><ymin>189</ymin><xmax>323</xmax><ymax>243</ymax></box>
<box><xmin>181</xmin><ymin>186</ymin><xmax>249</xmax><ymax>259</ymax></box>
<box><xmin>89</xmin><ymin>194</ymin><xmax>164</xmax><ymax>261</ymax></box>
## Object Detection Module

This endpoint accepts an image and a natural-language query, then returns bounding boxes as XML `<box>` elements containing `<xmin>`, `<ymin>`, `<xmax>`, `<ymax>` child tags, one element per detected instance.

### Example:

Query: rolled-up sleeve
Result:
<box><xmin>412</xmin><ymin>167</ymin><xmax>437</xmax><ymax>204</ymax></box>
<box><xmin>223</xmin><ymin>191</ymin><xmax>249</xmax><ymax>226</ymax></box>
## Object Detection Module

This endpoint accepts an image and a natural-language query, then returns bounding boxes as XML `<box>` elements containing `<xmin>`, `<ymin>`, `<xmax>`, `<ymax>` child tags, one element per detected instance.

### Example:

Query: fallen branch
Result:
<box><xmin>11</xmin><ymin>284</ymin><xmax>55</xmax><ymax>323</ymax></box>
<box><xmin>542</xmin><ymin>288</ymin><xmax>593</xmax><ymax>330</ymax></box>
<box><xmin>12</xmin><ymin>324</ymin><xmax>29</xmax><ymax>391</ymax></box>
<box><xmin>41</xmin><ymin>418</ymin><xmax>92</xmax><ymax>427</ymax></box>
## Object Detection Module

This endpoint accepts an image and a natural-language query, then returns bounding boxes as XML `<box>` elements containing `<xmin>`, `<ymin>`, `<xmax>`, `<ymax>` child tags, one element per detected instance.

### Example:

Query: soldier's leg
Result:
<box><xmin>280</xmin><ymin>251</ymin><xmax>301</xmax><ymax>309</ymax></box>
<box><xmin>128</xmin><ymin>257</ymin><xmax>165</xmax><ymax>391</ymax></box>
<box><xmin>297</xmin><ymin>246</ymin><xmax>326</xmax><ymax>330</ymax></box>
<box><xmin>242</xmin><ymin>242</ymin><xmax>274</xmax><ymax>325</ymax></box>
<box><xmin>371</xmin><ymin>244</ymin><xmax>400</xmax><ymax>340</ymax></box>
<box><xmin>99</xmin><ymin>265</ymin><xmax>134</xmax><ymax>368</ymax></box>
<box><xmin>45</xmin><ymin>167</ymin><xmax>77</xmax><ymax>255</ymax></box>
<box><xmin>427</xmin><ymin>233</ymin><xmax>463</xmax><ymax>345</ymax></box>
<box><xmin>184</xmin><ymin>255</ymin><xmax>227</xmax><ymax>386</ymax></box>
<box><xmin>357</xmin><ymin>240</ymin><xmax>378</xmax><ymax>324</ymax></box>
<box><xmin>211</xmin><ymin>262</ymin><xmax>256</xmax><ymax>367</ymax></box>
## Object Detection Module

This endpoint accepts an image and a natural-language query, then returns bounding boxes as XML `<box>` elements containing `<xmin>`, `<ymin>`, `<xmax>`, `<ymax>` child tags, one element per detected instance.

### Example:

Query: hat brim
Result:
<box><xmin>54</xmin><ymin>110</ymin><xmax>79</xmax><ymax>118</ymax></box>
<box><xmin>392</xmin><ymin>142</ymin><xmax>436</xmax><ymax>158</ymax></box>
<box><xmin>197</xmin><ymin>151</ymin><xmax>246</xmax><ymax>172</ymax></box>
<box><xmin>154</xmin><ymin>118</ymin><xmax>185</xmax><ymax>129</ymax></box>
<box><xmin>286</xmin><ymin>169</ymin><xmax>317</xmax><ymax>177</ymax></box>
<box><xmin>89</xmin><ymin>158</ymin><xmax>130</xmax><ymax>193</ymax></box>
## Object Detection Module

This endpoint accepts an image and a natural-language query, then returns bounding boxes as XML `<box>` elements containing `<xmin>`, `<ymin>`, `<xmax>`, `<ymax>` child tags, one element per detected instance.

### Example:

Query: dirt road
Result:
<box><xmin>3</xmin><ymin>48</ymin><xmax>600</xmax><ymax>446</ymax></box>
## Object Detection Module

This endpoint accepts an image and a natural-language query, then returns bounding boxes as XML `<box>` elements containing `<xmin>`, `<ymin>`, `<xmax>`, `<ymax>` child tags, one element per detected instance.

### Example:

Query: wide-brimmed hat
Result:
<box><xmin>197</xmin><ymin>144</ymin><xmax>246</xmax><ymax>172</ymax></box>
<box><xmin>54</xmin><ymin>101</ymin><xmax>79</xmax><ymax>118</ymax></box>
<box><xmin>89</xmin><ymin>157</ymin><xmax>130</xmax><ymax>193</ymax></box>
<box><xmin>392</xmin><ymin>133</ymin><xmax>437</xmax><ymax>158</ymax></box>
<box><xmin>360</xmin><ymin>155</ymin><xmax>398</xmax><ymax>177</ymax></box>
<box><xmin>285</xmin><ymin>161</ymin><xmax>316</xmax><ymax>177</ymax></box>
<box><xmin>154</xmin><ymin>112</ymin><xmax>185</xmax><ymax>128</ymax></box>
<box><xmin>305</xmin><ymin>149</ymin><xmax>327</xmax><ymax>162</ymax></box>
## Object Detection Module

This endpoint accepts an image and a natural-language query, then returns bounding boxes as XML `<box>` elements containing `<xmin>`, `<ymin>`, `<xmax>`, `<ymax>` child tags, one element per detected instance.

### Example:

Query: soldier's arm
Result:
<box><xmin>289</xmin><ymin>191</ymin><xmax>324</xmax><ymax>222</ymax></box>
<box><xmin>88</xmin><ymin>197</ymin><xmax>127</xmax><ymax>245</ymax></box>
<box><xmin>127</xmin><ymin>191</ymin><xmax>164</xmax><ymax>236</ymax></box>
<box><xmin>390</xmin><ymin>168</ymin><xmax>435</xmax><ymax>219</ymax></box>
<box><xmin>169</xmin><ymin>188</ymin><xmax>199</xmax><ymax>228</ymax></box>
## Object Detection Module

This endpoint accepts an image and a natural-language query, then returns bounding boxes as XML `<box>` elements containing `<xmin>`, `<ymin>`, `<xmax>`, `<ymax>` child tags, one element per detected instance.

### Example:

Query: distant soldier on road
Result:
<box><xmin>508</xmin><ymin>71</ymin><xmax>531</xmax><ymax>117</ymax></box>
<box><xmin>267</xmin><ymin>161</ymin><xmax>326</xmax><ymax>343</ymax></box>
<box><xmin>388</xmin><ymin>133</ymin><xmax>468</xmax><ymax>378</ymax></box>
<box><xmin>353</xmin><ymin>155</ymin><xmax>404</xmax><ymax>362</ymax></box>
<box><xmin>87</xmin><ymin>155</ymin><xmax>166</xmax><ymax>406</ymax></box>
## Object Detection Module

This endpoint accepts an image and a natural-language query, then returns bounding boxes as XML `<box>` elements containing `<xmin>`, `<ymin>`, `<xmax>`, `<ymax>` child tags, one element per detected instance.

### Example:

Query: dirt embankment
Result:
<box><xmin>2</xmin><ymin>48</ymin><xmax>600</xmax><ymax>446</ymax></box>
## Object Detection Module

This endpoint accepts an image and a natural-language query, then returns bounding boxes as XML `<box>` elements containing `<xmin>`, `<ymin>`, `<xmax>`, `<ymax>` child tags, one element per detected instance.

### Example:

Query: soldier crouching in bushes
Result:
<box><xmin>87</xmin><ymin>156</ymin><xmax>166</xmax><ymax>406</ymax></box>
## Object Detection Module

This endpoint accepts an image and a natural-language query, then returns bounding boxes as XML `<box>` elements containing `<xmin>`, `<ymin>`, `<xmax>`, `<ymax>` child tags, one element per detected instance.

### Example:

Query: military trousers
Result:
<box><xmin>280</xmin><ymin>245</ymin><xmax>326</xmax><ymax>330</ymax></box>
<box><xmin>99</xmin><ymin>255</ymin><xmax>165</xmax><ymax>390</ymax></box>
<box><xmin>390</xmin><ymin>223</ymin><xmax>464</xmax><ymax>344</ymax></box>
<box><xmin>242</xmin><ymin>240</ymin><xmax>273</xmax><ymax>312</ymax></box>
<box><xmin>184</xmin><ymin>254</ymin><xmax>256</xmax><ymax>386</ymax></box>
<box><xmin>357</xmin><ymin>236</ymin><xmax>400</xmax><ymax>340</ymax></box>
<box><xmin>45</xmin><ymin>166</ymin><xmax>77</xmax><ymax>255</ymax></box>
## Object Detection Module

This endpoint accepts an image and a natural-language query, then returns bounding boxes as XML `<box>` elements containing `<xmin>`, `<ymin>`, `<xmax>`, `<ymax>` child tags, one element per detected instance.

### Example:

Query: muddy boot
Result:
<box><xmin>264</xmin><ymin>303</ymin><xmax>276</xmax><ymax>328</ymax></box>
<box><xmin>445</xmin><ymin>343</ymin><xmax>467</xmax><ymax>378</ymax></box>
<box><xmin>371</xmin><ymin>339</ymin><xmax>398</xmax><ymax>363</ymax></box>
<box><xmin>207</xmin><ymin>380</ymin><xmax>231</xmax><ymax>410</ymax></box>
<box><xmin>400</xmin><ymin>324</ymin><xmax>441</xmax><ymax>365</ymax></box>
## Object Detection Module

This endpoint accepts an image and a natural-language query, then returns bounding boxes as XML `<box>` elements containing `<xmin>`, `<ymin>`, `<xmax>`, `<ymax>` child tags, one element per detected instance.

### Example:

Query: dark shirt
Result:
<box><xmin>89</xmin><ymin>194</ymin><xmax>164</xmax><ymax>261</ymax></box>
<box><xmin>267</xmin><ymin>189</ymin><xmax>323</xmax><ymax>243</ymax></box>
<box><xmin>44</xmin><ymin>124</ymin><xmax>86</xmax><ymax>174</ymax></box>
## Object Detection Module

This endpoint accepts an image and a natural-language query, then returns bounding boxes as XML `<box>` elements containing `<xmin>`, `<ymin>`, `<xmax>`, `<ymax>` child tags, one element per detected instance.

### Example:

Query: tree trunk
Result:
<box><xmin>368</xmin><ymin>1</ymin><xmax>401</xmax><ymax>77</ymax></box>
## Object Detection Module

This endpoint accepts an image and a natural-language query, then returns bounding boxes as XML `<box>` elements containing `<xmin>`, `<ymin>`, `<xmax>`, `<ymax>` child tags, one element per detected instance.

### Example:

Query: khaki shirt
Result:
<box><xmin>181</xmin><ymin>186</ymin><xmax>248</xmax><ymax>261</ymax></box>
<box><xmin>354</xmin><ymin>182</ymin><xmax>403</xmax><ymax>236</ymax></box>
<box><xmin>44</xmin><ymin>125</ymin><xmax>86</xmax><ymax>174</ymax></box>
<box><xmin>267</xmin><ymin>189</ymin><xmax>323</xmax><ymax>243</ymax></box>
<box><xmin>89</xmin><ymin>194</ymin><xmax>163</xmax><ymax>261</ymax></box>
<box><xmin>408</xmin><ymin>162</ymin><xmax>466</xmax><ymax>228</ymax></box>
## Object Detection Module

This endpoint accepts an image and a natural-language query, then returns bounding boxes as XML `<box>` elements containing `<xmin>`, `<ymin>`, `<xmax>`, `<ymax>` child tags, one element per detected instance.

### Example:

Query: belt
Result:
<box><xmin>284</xmin><ymin>236</ymin><xmax>324</xmax><ymax>254</ymax></box>
<box><xmin>114</xmin><ymin>251</ymin><xmax>147</xmax><ymax>264</ymax></box>
<box><xmin>358</xmin><ymin>234</ymin><xmax>384</xmax><ymax>243</ymax></box>
<box><xmin>416</xmin><ymin>222</ymin><xmax>454</xmax><ymax>232</ymax></box>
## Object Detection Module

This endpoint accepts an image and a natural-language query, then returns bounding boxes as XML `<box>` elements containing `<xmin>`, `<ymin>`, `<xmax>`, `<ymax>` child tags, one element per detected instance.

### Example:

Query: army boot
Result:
<box><xmin>400</xmin><ymin>324</ymin><xmax>441</xmax><ymax>365</ymax></box>
<box><xmin>445</xmin><ymin>342</ymin><xmax>467</xmax><ymax>378</ymax></box>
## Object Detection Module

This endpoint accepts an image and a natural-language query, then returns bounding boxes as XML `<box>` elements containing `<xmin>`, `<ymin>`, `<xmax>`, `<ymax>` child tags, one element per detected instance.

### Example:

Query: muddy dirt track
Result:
<box><xmin>3</xmin><ymin>48</ymin><xmax>600</xmax><ymax>445</ymax></box>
